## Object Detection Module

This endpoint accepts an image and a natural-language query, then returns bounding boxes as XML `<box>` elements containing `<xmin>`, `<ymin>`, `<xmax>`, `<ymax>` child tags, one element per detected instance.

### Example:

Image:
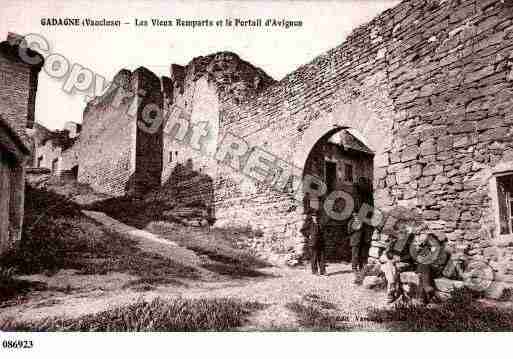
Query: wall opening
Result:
<box><xmin>71</xmin><ymin>165</ymin><xmax>79</xmax><ymax>180</ymax></box>
<box><xmin>497</xmin><ymin>173</ymin><xmax>513</xmax><ymax>236</ymax></box>
<box><xmin>302</xmin><ymin>128</ymin><xmax>374</xmax><ymax>261</ymax></box>
<box><xmin>325</xmin><ymin>161</ymin><xmax>337</xmax><ymax>194</ymax></box>
<box><xmin>51</xmin><ymin>158</ymin><xmax>58</xmax><ymax>174</ymax></box>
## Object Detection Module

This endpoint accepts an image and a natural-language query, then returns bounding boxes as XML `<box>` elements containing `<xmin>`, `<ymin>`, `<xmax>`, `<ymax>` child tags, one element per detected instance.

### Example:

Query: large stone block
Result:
<box><xmin>420</xmin><ymin>139</ymin><xmax>437</xmax><ymax>155</ymax></box>
<box><xmin>396</xmin><ymin>167</ymin><xmax>411</xmax><ymax>184</ymax></box>
<box><xmin>440</xmin><ymin>205</ymin><xmax>460</xmax><ymax>221</ymax></box>
<box><xmin>363</xmin><ymin>275</ymin><xmax>385</xmax><ymax>289</ymax></box>
<box><xmin>401</xmin><ymin>145</ymin><xmax>420</xmax><ymax>162</ymax></box>
<box><xmin>449</xmin><ymin>122</ymin><xmax>476</xmax><ymax>134</ymax></box>
<box><xmin>400</xmin><ymin>271</ymin><xmax>420</xmax><ymax>286</ymax></box>
<box><xmin>434</xmin><ymin>278</ymin><xmax>465</xmax><ymax>293</ymax></box>
<box><xmin>422</xmin><ymin>163</ymin><xmax>443</xmax><ymax>176</ymax></box>
<box><xmin>386</xmin><ymin>174</ymin><xmax>397</xmax><ymax>187</ymax></box>
<box><xmin>419</xmin><ymin>175</ymin><xmax>434</xmax><ymax>188</ymax></box>
<box><xmin>464</xmin><ymin>65</ymin><xmax>495</xmax><ymax>84</ymax></box>
<box><xmin>423</xmin><ymin>210</ymin><xmax>439</xmax><ymax>220</ymax></box>
<box><xmin>478</xmin><ymin>127</ymin><xmax>510</xmax><ymax>142</ymax></box>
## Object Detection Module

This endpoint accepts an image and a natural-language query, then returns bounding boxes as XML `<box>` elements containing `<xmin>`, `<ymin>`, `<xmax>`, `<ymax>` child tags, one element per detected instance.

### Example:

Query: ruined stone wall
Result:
<box><xmin>132</xmin><ymin>68</ymin><xmax>164</xmax><ymax>196</ymax></box>
<box><xmin>158</xmin><ymin>52</ymin><xmax>275</xmax><ymax>211</ymax></box>
<box><xmin>74</xmin><ymin>70</ymin><xmax>137</xmax><ymax>196</ymax></box>
<box><xmin>216</xmin><ymin>0</ymin><xmax>513</xmax><ymax>280</ymax></box>
<box><xmin>34</xmin><ymin>138</ymin><xmax>61</xmax><ymax>173</ymax></box>
<box><xmin>32</xmin><ymin>122</ymin><xmax>79</xmax><ymax>176</ymax></box>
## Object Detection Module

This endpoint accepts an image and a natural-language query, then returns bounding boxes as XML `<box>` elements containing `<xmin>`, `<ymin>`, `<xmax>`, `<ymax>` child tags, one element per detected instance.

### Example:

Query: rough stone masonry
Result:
<box><xmin>33</xmin><ymin>0</ymin><xmax>513</xmax><ymax>294</ymax></box>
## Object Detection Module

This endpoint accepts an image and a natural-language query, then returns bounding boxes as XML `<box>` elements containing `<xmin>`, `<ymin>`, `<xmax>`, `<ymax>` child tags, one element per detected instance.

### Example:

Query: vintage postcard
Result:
<box><xmin>1</xmin><ymin>0</ymin><xmax>513</xmax><ymax>355</ymax></box>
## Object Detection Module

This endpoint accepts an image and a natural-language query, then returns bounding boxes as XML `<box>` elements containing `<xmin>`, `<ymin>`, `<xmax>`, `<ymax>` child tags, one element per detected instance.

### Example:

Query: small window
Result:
<box><xmin>37</xmin><ymin>156</ymin><xmax>43</xmax><ymax>168</ymax></box>
<box><xmin>71</xmin><ymin>165</ymin><xmax>79</xmax><ymax>179</ymax></box>
<box><xmin>284</xmin><ymin>176</ymin><xmax>295</xmax><ymax>194</ymax></box>
<box><xmin>344</xmin><ymin>163</ymin><xmax>354</xmax><ymax>183</ymax></box>
<box><xmin>169</xmin><ymin>151</ymin><xmax>173</xmax><ymax>163</ymax></box>
<box><xmin>51</xmin><ymin>158</ymin><xmax>58</xmax><ymax>174</ymax></box>
<box><xmin>497</xmin><ymin>174</ymin><xmax>513</xmax><ymax>235</ymax></box>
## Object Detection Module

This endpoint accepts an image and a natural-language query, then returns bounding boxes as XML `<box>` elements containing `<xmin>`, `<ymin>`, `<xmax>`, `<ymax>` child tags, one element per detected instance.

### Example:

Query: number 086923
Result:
<box><xmin>2</xmin><ymin>340</ymin><xmax>34</xmax><ymax>349</ymax></box>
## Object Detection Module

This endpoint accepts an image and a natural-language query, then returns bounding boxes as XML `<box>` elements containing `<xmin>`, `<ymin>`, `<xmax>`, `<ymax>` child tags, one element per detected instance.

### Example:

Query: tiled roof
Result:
<box><xmin>327</xmin><ymin>129</ymin><xmax>374</xmax><ymax>155</ymax></box>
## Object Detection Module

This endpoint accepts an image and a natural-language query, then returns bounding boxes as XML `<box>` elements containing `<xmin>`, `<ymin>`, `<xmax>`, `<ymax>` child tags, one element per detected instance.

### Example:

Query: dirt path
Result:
<box><xmin>1</xmin><ymin>263</ymin><xmax>391</xmax><ymax>330</ymax></box>
<box><xmin>176</xmin><ymin>264</ymin><xmax>390</xmax><ymax>330</ymax></box>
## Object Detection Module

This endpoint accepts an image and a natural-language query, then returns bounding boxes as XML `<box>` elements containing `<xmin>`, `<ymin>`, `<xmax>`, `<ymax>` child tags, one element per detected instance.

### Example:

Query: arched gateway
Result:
<box><xmin>300</xmin><ymin>127</ymin><xmax>374</xmax><ymax>261</ymax></box>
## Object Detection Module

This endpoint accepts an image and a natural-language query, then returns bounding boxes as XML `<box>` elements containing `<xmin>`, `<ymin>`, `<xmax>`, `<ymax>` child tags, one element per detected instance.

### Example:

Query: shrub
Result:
<box><xmin>0</xmin><ymin>266</ymin><xmax>46</xmax><ymax>302</ymax></box>
<box><xmin>0</xmin><ymin>185</ymin><xmax>84</xmax><ymax>273</ymax></box>
<box><xmin>1</xmin><ymin>217</ymin><xmax>80</xmax><ymax>274</ymax></box>
<box><xmin>367</xmin><ymin>287</ymin><xmax>513</xmax><ymax>331</ymax></box>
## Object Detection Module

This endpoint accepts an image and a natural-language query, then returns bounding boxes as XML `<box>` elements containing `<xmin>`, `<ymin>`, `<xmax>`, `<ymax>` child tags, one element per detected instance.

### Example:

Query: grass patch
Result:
<box><xmin>0</xmin><ymin>187</ymin><xmax>201</xmax><ymax>300</ymax></box>
<box><xmin>302</xmin><ymin>293</ymin><xmax>339</xmax><ymax>310</ymax></box>
<box><xmin>0</xmin><ymin>297</ymin><xmax>265</xmax><ymax>331</ymax></box>
<box><xmin>367</xmin><ymin>287</ymin><xmax>513</xmax><ymax>331</ymax></box>
<box><xmin>88</xmin><ymin>192</ymin><xmax>270</xmax><ymax>280</ymax></box>
<box><xmin>149</xmin><ymin>223</ymin><xmax>272</xmax><ymax>279</ymax></box>
<box><xmin>286</xmin><ymin>294</ymin><xmax>348</xmax><ymax>330</ymax></box>
<box><xmin>1</xmin><ymin>215</ymin><xmax>200</xmax><ymax>282</ymax></box>
<box><xmin>0</xmin><ymin>185</ymin><xmax>83</xmax><ymax>273</ymax></box>
<box><xmin>121</xmin><ymin>277</ymin><xmax>187</xmax><ymax>292</ymax></box>
<box><xmin>87</xmin><ymin>196</ymin><xmax>177</xmax><ymax>229</ymax></box>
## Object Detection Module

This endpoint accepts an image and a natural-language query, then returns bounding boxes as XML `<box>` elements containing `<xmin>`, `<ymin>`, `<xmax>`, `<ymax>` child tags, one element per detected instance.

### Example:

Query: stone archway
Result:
<box><xmin>300</xmin><ymin>127</ymin><xmax>375</xmax><ymax>261</ymax></box>
<box><xmin>292</xmin><ymin>101</ymin><xmax>384</xmax><ymax>170</ymax></box>
<box><xmin>290</xmin><ymin>100</ymin><xmax>392</xmax><ymax>262</ymax></box>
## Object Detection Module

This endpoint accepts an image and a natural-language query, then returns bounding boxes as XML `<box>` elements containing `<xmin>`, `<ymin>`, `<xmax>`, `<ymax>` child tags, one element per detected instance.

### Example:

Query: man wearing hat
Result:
<box><xmin>300</xmin><ymin>211</ymin><xmax>326</xmax><ymax>275</ymax></box>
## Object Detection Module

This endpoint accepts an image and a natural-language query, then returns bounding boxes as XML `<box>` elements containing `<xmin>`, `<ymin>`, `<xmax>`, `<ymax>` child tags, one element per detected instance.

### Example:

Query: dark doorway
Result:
<box><xmin>71</xmin><ymin>165</ymin><xmax>79</xmax><ymax>180</ymax></box>
<box><xmin>325</xmin><ymin>161</ymin><xmax>337</xmax><ymax>195</ymax></box>
<box><xmin>302</xmin><ymin>129</ymin><xmax>374</xmax><ymax>262</ymax></box>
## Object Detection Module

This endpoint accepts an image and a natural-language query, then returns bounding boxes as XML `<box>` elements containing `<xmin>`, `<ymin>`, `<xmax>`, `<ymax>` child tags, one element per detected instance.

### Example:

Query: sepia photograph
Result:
<box><xmin>1</xmin><ymin>0</ymin><xmax>513</xmax><ymax>353</ymax></box>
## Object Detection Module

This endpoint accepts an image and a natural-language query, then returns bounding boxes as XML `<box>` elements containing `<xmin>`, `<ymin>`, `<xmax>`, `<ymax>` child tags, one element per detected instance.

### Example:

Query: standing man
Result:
<box><xmin>348</xmin><ymin>211</ymin><xmax>371</xmax><ymax>284</ymax></box>
<box><xmin>300</xmin><ymin>211</ymin><xmax>326</xmax><ymax>276</ymax></box>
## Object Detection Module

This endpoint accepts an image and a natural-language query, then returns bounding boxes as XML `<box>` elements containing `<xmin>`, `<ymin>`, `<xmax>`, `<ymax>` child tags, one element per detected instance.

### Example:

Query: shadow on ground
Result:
<box><xmin>0</xmin><ymin>278</ymin><xmax>47</xmax><ymax>304</ymax></box>
<box><xmin>147</xmin><ymin>222</ymin><xmax>274</xmax><ymax>280</ymax></box>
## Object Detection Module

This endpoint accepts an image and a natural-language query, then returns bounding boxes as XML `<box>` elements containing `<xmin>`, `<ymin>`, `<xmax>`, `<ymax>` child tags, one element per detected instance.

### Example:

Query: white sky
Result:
<box><xmin>1</xmin><ymin>0</ymin><xmax>400</xmax><ymax>130</ymax></box>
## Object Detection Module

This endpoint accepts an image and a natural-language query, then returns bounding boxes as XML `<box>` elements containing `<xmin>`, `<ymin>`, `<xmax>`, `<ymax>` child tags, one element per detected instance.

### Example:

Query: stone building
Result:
<box><xmin>32</xmin><ymin>122</ymin><xmax>81</xmax><ymax>178</ymax></box>
<box><xmin>0</xmin><ymin>33</ymin><xmax>43</xmax><ymax>252</ymax></box>
<box><xmin>37</xmin><ymin>0</ymin><xmax>513</xmax><ymax>290</ymax></box>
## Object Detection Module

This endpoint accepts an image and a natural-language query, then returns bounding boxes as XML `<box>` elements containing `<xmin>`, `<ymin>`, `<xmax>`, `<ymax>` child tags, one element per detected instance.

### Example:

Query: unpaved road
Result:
<box><xmin>1</xmin><ymin>263</ymin><xmax>391</xmax><ymax>331</ymax></box>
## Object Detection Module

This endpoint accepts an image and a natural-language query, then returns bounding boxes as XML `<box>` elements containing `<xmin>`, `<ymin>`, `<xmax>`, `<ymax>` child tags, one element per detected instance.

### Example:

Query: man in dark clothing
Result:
<box><xmin>348</xmin><ymin>211</ymin><xmax>372</xmax><ymax>284</ymax></box>
<box><xmin>300</xmin><ymin>212</ymin><xmax>326</xmax><ymax>275</ymax></box>
<box><xmin>382</xmin><ymin>230</ymin><xmax>439</xmax><ymax>304</ymax></box>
